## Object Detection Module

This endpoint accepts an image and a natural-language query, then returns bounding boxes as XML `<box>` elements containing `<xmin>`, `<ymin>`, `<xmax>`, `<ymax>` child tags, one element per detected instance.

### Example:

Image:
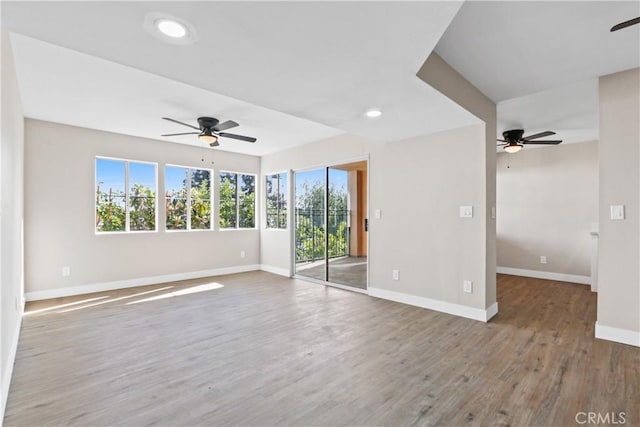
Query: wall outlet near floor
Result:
<box><xmin>463</xmin><ymin>280</ymin><xmax>473</xmax><ymax>293</ymax></box>
<box><xmin>240</xmin><ymin>250</ymin><xmax>246</xmax><ymax>259</ymax></box>
<box><xmin>392</xmin><ymin>270</ymin><xmax>399</xmax><ymax>280</ymax></box>
<box><xmin>540</xmin><ymin>256</ymin><xmax>547</xmax><ymax>264</ymax></box>
<box><xmin>62</xmin><ymin>266</ymin><xmax>71</xmax><ymax>277</ymax></box>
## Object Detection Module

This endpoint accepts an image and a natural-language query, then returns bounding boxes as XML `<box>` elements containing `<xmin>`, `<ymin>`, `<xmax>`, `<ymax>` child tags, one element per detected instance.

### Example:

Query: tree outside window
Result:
<box><xmin>219</xmin><ymin>172</ymin><xmax>255</xmax><ymax>229</ymax></box>
<box><xmin>266</xmin><ymin>172</ymin><xmax>287</xmax><ymax>229</ymax></box>
<box><xmin>166</xmin><ymin>166</ymin><xmax>212</xmax><ymax>231</ymax></box>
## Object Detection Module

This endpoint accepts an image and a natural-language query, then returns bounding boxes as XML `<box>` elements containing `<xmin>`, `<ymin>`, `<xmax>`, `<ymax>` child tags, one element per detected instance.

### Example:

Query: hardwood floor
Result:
<box><xmin>4</xmin><ymin>273</ymin><xmax>639</xmax><ymax>426</ymax></box>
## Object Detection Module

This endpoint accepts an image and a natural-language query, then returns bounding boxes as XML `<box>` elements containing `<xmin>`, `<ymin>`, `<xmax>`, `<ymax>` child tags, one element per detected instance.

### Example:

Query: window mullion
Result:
<box><xmin>125</xmin><ymin>161</ymin><xmax>130</xmax><ymax>232</ymax></box>
<box><xmin>187</xmin><ymin>168</ymin><xmax>192</xmax><ymax>231</ymax></box>
<box><xmin>235</xmin><ymin>174</ymin><xmax>240</xmax><ymax>228</ymax></box>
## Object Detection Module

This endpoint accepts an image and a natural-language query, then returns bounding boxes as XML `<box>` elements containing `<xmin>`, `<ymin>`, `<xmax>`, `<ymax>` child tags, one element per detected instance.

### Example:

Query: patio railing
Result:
<box><xmin>295</xmin><ymin>208</ymin><xmax>349</xmax><ymax>263</ymax></box>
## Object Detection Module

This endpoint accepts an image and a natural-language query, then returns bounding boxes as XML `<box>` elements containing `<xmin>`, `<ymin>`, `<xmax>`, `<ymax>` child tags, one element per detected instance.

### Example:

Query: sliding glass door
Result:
<box><xmin>327</xmin><ymin>167</ymin><xmax>349</xmax><ymax>284</ymax></box>
<box><xmin>294</xmin><ymin>168</ymin><xmax>326</xmax><ymax>281</ymax></box>
<box><xmin>294</xmin><ymin>162</ymin><xmax>367</xmax><ymax>290</ymax></box>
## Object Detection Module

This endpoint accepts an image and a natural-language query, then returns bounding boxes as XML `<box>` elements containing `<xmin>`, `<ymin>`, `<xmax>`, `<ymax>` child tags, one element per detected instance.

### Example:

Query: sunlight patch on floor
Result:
<box><xmin>126</xmin><ymin>282</ymin><xmax>224</xmax><ymax>305</ymax></box>
<box><xmin>24</xmin><ymin>296</ymin><xmax>110</xmax><ymax>316</ymax></box>
<box><xmin>56</xmin><ymin>286</ymin><xmax>175</xmax><ymax>313</ymax></box>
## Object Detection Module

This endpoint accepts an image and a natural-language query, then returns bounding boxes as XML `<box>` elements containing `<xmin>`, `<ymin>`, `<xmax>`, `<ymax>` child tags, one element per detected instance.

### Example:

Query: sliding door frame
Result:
<box><xmin>290</xmin><ymin>155</ymin><xmax>369</xmax><ymax>293</ymax></box>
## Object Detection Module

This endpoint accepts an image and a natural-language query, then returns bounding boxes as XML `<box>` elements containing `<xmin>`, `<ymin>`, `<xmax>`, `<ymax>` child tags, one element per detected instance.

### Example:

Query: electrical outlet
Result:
<box><xmin>240</xmin><ymin>250</ymin><xmax>246</xmax><ymax>258</ymax></box>
<box><xmin>463</xmin><ymin>280</ymin><xmax>473</xmax><ymax>293</ymax></box>
<box><xmin>62</xmin><ymin>266</ymin><xmax>71</xmax><ymax>277</ymax></box>
<box><xmin>540</xmin><ymin>256</ymin><xmax>547</xmax><ymax>264</ymax></box>
<box><xmin>392</xmin><ymin>270</ymin><xmax>399</xmax><ymax>280</ymax></box>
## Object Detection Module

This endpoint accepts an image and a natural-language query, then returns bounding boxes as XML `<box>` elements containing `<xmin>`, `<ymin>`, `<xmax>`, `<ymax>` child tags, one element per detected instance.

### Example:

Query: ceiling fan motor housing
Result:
<box><xmin>503</xmin><ymin>129</ymin><xmax>524</xmax><ymax>142</ymax></box>
<box><xmin>197</xmin><ymin>117</ymin><xmax>220</xmax><ymax>131</ymax></box>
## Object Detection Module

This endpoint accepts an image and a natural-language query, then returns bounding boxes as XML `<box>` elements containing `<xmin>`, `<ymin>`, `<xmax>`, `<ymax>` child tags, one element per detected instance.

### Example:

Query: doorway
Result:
<box><xmin>294</xmin><ymin>160</ymin><xmax>368</xmax><ymax>290</ymax></box>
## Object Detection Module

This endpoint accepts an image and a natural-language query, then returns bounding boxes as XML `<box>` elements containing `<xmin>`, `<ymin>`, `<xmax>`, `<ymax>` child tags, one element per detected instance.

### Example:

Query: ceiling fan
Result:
<box><xmin>161</xmin><ymin>117</ymin><xmax>257</xmax><ymax>147</ymax></box>
<box><xmin>610</xmin><ymin>17</ymin><xmax>640</xmax><ymax>32</ymax></box>
<box><xmin>497</xmin><ymin>129</ymin><xmax>562</xmax><ymax>153</ymax></box>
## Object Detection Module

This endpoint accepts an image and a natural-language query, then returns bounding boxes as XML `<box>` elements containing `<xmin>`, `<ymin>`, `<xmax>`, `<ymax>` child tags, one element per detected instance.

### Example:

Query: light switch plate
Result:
<box><xmin>610</xmin><ymin>205</ymin><xmax>625</xmax><ymax>220</ymax></box>
<box><xmin>375</xmin><ymin>209</ymin><xmax>381</xmax><ymax>219</ymax></box>
<box><xmin>459</xmin><ymin>206</ymin><xmax>473</xmax><ymax>218</ymax></box>
<box><xmin>491</xmin><ymin>206</ymin><xmax>496</xmax><ymax>220</ymax></box>
<box><xmin>463</xmin><ymin>280</ymin><xmax>473</xmax><ymax>293</ymax></box>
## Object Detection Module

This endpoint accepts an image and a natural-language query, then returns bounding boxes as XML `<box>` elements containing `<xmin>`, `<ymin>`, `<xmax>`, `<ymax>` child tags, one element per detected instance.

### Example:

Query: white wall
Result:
<box><xmin>261</xmin><ymin>123</ymin><xmax>494</xmax><ymax>319</ymax></box>
<box><xmin>597</xmin><ymin>68</ymin><xmax>639</xmax><ymax>346</ymax></box>
<box><xmin>24</xmin><ymin>120</ymin><xmax>261</xmax><ymax>299</ymax></box>
<box><xmin>1</xmin><ymin>31</ymin><xmax>25</xmax><ymax>421</ymax></box>
<box><xmin>496</xmin><ymin>141</ymin><xmax>598</xmax><ymax>280</ymax></box>
<box><xmin>416</xmin><ymin>52</ymin><xmax>497</xmax><ymax>309</ymax></box>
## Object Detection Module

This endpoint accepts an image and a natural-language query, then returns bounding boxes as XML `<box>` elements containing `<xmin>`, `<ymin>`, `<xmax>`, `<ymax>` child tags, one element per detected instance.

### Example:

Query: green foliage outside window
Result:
<box><xmin>95</xmin><ymin>158</ymin><xmax>156</xmax><ymax>232</ymax></box>
<box><xmin>266</xmin><ymin>173</ymin><xmax>287</xmax><ymax>229</ymax></box>
<box><xmin>295</xmin><ymin>179</ymin><xmax>348</xmax><ymax>262</ymax></box>
<box><xmin>219</xmin><ymin>172</ymin><xmax>255</xmax><ymax>229</ymax></box>
<box><xmin>166</xmin><ymin>166</ymin><xmax>211</xmax><ymax>231</ymax></box>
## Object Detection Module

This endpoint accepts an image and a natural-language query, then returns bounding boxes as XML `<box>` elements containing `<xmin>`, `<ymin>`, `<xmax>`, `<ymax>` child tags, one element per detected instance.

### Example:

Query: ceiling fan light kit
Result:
<box><xmin>504</xmin><ymin>143</ymin><xmax>523</xmax><ymax>154</ymax></box>
<box><xmin>198</xmin><ymin>129</ymin><xmax>218</xmax><ymax>145</ymax></box>
<box><xmin>497</xmin><ymin>129</ymin><xmax>562</xmax><ymax>154</ymax></box>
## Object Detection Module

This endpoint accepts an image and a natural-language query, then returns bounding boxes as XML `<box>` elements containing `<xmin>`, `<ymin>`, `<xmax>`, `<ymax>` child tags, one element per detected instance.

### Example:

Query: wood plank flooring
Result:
<box><xmin>4</xmin><ymin>272</ymin><xmax>639</xmax><ymax>426</ymax></box>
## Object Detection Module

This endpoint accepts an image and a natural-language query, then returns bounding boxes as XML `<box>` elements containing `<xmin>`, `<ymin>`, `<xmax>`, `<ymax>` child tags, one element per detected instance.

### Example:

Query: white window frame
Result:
<box><xmin>95</xmin><ymin>156</ymin><xmax>158</xmax><ymax>234</ymax></box>
<box><xmin>165</xmin><ymin>164</ymin><xmax>214</xmax><ymax>232</ymax></box>
<box><xmin>219</xmin><ymin>170</ymin><xmax>257</xmax><ymax>230</ymax></box>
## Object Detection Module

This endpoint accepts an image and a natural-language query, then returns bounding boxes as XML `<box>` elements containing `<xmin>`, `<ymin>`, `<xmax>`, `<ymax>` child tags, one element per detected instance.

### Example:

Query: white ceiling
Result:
<box><xmin>434</xmin><ymin>1</ymin><xmax>639</xmax><ymax>149</ymax></box>
<box><xmin>3</xmin><ymin>1</ymin><xmax>481</xmax><ymax>156</ymax></box>
<box><xmin>9</xmin><ymin>34</ymin><xmax>341</xmax><ymax>156</ymax></box>
<box><xmin>496</xmin><ymin>78</ymin><xmax>599</xmax><ymax>150</ymax></box>
<box><xmin>436</xmin><ymin>1</ymin><xmax>640</xmax><ymax>102</ymax></box>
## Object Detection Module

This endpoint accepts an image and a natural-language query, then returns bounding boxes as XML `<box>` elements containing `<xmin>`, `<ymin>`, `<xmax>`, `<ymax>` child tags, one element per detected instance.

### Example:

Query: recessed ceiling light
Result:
<box><xmin>156</xmin><ymin>19</ymin><xmax>187</xmax><ymax>38</ymax></box>
<box><xmin>365</xmin><ymin>109</ymin><xmax>382</xmax><ymax>118</ymax></box>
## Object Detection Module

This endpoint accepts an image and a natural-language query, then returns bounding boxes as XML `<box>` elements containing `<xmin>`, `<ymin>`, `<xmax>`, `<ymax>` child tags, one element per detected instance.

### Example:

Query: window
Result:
<box><xmin>95</xmin><ymin>158</ymin><xmax>157</xmax><ymax>233</ymax></box>
<box><xmin>165</xmin><ymin>166</ymin><xmax>212</xmax><ymax>231</ymax></box>
<box><xmin>219</xmin><ymin>172</ymin><xmax>256</xmax><ymax>229</ymax></box>
<box><xmin>266</xmin><ymin>172</ymin><xmax>287</xmax><ymax>229</ymax></box>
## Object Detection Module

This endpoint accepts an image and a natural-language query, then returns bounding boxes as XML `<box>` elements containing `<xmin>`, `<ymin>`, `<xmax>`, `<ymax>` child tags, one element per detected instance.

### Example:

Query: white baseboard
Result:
<box><xmin>485</xmin><ymin>302</ymin><xmax>499</xmax><ymax>321</ymax></box>
<box><xmin>1</xmin><ymin>301</ymin><xmax>24</xmax><ymax>422</ymax></box>
<box><xmin>368</xmin><ymin>287</ymin><xmax>499</xmax><ymax>322</ymax></box>
<box><xmin>24</xmin><ymin>265</ymin><xmax>261</xmax><ymax>301</ymax></box>
<box><xmin>259</xmin><ymin>265</ymin><xmax>290</xmax><ymax>277</ymax></box>
<box><xmin>595</xmin><ymin>322</ymin><xmax>640</xmax><ymax>347</ymax></box>
<box><xmin>497</xmin><ymin>266</ymin><xmax>591</xmax><ymax>285</ymax></box>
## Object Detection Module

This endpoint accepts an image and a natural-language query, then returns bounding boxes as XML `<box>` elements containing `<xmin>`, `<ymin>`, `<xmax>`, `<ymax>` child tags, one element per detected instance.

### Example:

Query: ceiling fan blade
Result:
<box><xmin>497</xmin><ymin>139</ymin><xmax>507</xmax><ymax>142</ymax></box>
<box><xmin>522</xmin><ymin>140</ymin><xmax>562</xmax><ymax>145</ymax></box>
<box><xmin>218</xmin><ymin>132</ymin><xmax>257</xmax><ymax>143</ymax></box>
<box><xmin>611</xmin><ymin>17</ymin><xmax>640</xmax><ymax>32</ymax></box>
<box><xmin>162</xmin><ymin>117</ymin><xmax>200</xmax><ymax>130</ymax></box>
<box><xmin>522</xmin><ymin>131</ymin><xmax>556</xmax><ymax>141</ymax></box>
<box><xmin>161</xmin><ymin>132</ymin><xmax>200</xmax><ymax>137</ymax></box>
<box><xmin>213</xmin><ymin>120</ymin><xmax>239</xmax><ymax>132</ymax></box>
